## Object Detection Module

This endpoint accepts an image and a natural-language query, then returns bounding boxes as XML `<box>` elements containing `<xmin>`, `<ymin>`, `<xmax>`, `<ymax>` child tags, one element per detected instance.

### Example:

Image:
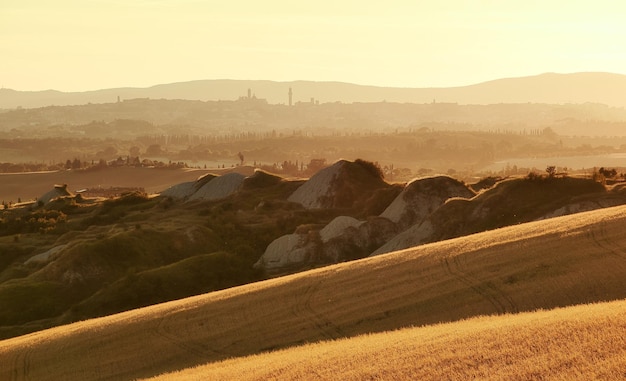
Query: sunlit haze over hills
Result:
<box><xmin>5</xmin><ymin>3</ymin><xmax>626</xmax><ymax>380</ymax></box>
<box><xmin>2</xmin><ymin>0</ymin><xmax>626</xmax><ymax>92</ymax></box>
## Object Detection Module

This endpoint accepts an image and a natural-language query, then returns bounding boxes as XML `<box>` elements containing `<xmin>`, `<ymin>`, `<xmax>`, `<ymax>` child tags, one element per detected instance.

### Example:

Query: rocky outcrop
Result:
<box><xmin>319</xmin><ymin>216</ymin><xmax>364</xmax><ymax>243</ymax></box>
<box><xmin>189</xmin><ymin>173</ymin><xmax>245</xmax><ymax>201</ymax></box>
<box><xmin>356</xmin><ymin>216</ymin><xmax>400</xmax><ymax>252</ymax></box>
<box><xmin>160</xmin><ymin>181</ymin><xmax>196</xmax><ymax>199</ymax></box>
<box><xmin>253</xmin><ymin>234</ymin><xmax>311</xmax><ymax>272</ymax></box>
<box><xmin>370</xmin><ymin>220</ymin><xmax>435</xmax><ymax>256</ymax></box>
<box><xmin>24</xmin><ymin>244</ymin><xmax>67</xmax><ymax>265</ymax></box>
<box><xmin>322</xmin><ymin>216</ymin><xmax>398</xmax><ymax>263</ymax></box>
<box><xmin>380</xmin><ymin>176</ymin><xmax>475</xmax><ymax>230</ymax></box>
<box><xmin>160</xmin><ymin>173</ymin><xmax>245</xmax><ymax>201</ymax></box>
<box><xmin>256</xmin><ymin>175</ymin><xmax>474</xmax><ymax>273</ymax></box>
<box><xmin>287</xmin><ymin>159</ymin><xmax>388</xmax><ymax>209</ymax></box>
<box><xmin>39</xmin><ymin>184</ymin><xmax>73</xmax><ymax>204</ymax></box>
<box><xmin>255</xmin><ymin>215</ymin><xmax>398</xmax><ymax>273</ymax></box>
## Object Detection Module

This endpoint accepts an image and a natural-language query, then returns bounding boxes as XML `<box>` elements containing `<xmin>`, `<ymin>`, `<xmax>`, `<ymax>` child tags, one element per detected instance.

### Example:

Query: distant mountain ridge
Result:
<box><xmin>1</xmin><ymin>72</ymin><xmax>626</xmax><ymax>109</ymax></box>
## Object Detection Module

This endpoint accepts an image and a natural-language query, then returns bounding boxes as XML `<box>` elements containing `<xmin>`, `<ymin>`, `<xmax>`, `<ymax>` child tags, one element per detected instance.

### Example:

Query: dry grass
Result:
<box><xmin>2</xmin><ymin>205</ymin><xmax>626</xmax><ymax>380</ymax></box>
<box><xmin>146</xmin><ymin>299</ymin><xmax>626</xmax><ymax>381</ymax></box>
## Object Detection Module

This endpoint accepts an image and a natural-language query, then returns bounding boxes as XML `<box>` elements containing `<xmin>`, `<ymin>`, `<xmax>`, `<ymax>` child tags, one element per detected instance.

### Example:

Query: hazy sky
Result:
<box><xmin>2</xmin><ymin>0</ymin><xmax>626</xmax><ymax>91</ymax></box>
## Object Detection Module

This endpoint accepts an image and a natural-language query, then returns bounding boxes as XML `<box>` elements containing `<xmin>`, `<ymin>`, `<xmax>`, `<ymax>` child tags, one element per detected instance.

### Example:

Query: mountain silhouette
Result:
<box><xmin>1</xmin><ymin>72</ymin><xmax>625</xmax><ymax>109</ymax></box>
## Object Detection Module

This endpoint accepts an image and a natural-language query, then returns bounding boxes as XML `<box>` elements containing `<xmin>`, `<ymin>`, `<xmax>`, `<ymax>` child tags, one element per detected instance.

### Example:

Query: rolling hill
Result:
<box><xmin>2</xmin><ymin>204</ymin><xmax>626</xmax><ymax>380</ymax></box>
<box><xmin>2</xmin><ymin>72</ymin><xmax>626</xmax><ymax>109</ymax></box>
<box><xmin>145</xmin><ymin>299</ymin><xmax>626</xmax><ymax>380</ymax></box>
<box><xmin>2</xmin><ymin>161</ymin><xmax>626</xmax><ymax>341</ymax></box>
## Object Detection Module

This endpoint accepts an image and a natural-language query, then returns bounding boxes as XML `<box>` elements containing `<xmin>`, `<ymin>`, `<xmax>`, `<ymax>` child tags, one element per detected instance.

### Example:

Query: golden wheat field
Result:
<box><xmin>3</xmin><ymin>205</ymin><xmax>626</xmax><ymax>380</ymax></box>
<box><xmin>145</xmin><ymin>299</ymin><xmax>626</xmax><ymax>381</ymax></box>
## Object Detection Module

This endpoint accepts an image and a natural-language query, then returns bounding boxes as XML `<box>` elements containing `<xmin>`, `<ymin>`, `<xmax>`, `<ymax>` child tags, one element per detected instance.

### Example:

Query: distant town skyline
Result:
<box><xmin>2</xmin><ymin>0</ymin><xmax>626</xmax><ymax>92</ymax></box>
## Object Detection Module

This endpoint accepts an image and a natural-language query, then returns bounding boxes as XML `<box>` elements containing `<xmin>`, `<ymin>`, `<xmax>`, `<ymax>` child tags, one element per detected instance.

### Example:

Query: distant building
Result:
<box><xmin>289</xmin><ymin>87</ymin><xmax>293</xmax><ymax>106</ymax></box>
<box><xmin>237</xmin><ymin>89</ymin><xmax>266</xmax><ymax>104</ymax></box>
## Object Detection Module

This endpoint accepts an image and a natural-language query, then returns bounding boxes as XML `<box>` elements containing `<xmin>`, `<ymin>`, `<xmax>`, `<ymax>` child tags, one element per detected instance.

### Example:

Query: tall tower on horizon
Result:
<box><xmin>288</xmin><ymin>87</ymin><xmax>293</xmax><ymax>106</ymax></box>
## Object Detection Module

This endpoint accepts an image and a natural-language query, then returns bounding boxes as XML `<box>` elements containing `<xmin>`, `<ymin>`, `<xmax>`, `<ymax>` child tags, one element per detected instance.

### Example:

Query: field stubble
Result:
<box><xmin>145</xmin><ymin>299</ymin><xmax>626</xmax><ymax>381</ymax></box>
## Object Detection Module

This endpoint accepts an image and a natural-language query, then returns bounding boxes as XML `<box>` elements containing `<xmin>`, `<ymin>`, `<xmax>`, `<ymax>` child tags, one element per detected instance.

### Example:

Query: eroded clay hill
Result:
<box><xmin>373</xmin><ymin>175</ymin><xmax>620</xmax><ymax>255</ymax></box>
<box><xmin>256</xmin><ymin>175</ymin><xmax>475</xmax><ymax>273</ymax></box>
<box><xmin>379</xmin><ymin>176</ymin><xmax>475</xmax><ymax>229</ymax></box>
<box><xmin>256</xmin><ymin>171</ymin><xmax>626</xmax><ymax>274</ymax></box>
<box><xmin>286</xmin><ymin>159</ymin><xmax>392</xmax><ymax>210</ymax></box>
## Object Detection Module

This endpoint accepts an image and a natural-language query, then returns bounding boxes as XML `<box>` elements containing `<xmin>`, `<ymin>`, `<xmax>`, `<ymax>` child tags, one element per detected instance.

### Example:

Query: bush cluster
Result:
<box><xmin>0</xmin><ymin>209</ymin><xmax>67</xmax><ymax>236</ymax></box>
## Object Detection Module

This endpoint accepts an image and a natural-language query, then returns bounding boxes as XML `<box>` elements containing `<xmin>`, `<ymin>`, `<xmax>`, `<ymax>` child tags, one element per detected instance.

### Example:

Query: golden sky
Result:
<box><xmin>2</xmin><ymin>0</ymin><xmax>626</xmax><ymax>91</ymax></box>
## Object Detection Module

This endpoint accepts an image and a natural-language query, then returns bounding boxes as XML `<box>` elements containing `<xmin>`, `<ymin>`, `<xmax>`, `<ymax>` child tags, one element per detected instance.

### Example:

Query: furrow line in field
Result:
<box><xmin>153</xmin><ymin>311</ymin><xmax>218</xmax><ymax>362</ymax></box>
<box><xmin>598</xmin><ymin>222</ymin><xmax>626</xmax><ymax>259</ymax></box>
<box><xmin>588</xmin><ymin>223</ymin><xmax>625</xmax><ymax>259</ymax></box>
<box><xmin>303</xmin><ymin>281</ymin><xmax>346</xmax><ymax>339</ymax></box>
<box><xmin>454</xmin><ymin>255</ymin><xmax>519</xmax><ymax>313</ymax></box>
<box><xmin>292</xmin><ymin>281</ymin><xmax>344</xmax><ymax>341</ymax></box>
<box><xmin>442</xmin><ymin>257</ymin><xmax>506</xmax><ymax>314</ymax></box>
<box><xmin>8</xmin><ymin>344</ymin><xmax>31</xmax><ymax>381</ymax></box>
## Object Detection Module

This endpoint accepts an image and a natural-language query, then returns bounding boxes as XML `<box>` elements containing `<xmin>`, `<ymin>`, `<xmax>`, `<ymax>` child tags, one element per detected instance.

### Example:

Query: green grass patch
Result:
<box><xmin>69</xmin><ymin>251</ymin><xmax>262</xmax><ymax>319</ymax></box>
<box><xmin>0</xmin><ymin>280</ymin><xmax>87</xmax><ymax>326</ymax></box>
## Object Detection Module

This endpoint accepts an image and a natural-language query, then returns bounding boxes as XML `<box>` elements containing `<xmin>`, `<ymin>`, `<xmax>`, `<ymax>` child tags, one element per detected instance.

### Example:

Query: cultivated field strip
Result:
<box><xmin>290</xmin><ymin>280</ymin><xmax>346</xmax><ymax>341</ymax></box>
<box><xmin>2</xmin><ymin>205</ymin><xmax>626</xmax><ymax>380</ymax></box>
<box><xmin>441</xmin><ymin>254</ymin><xmax>518</xmax><ymax>314</ymax></box>
<box><xmin>144</xmin><ymin>298</ymin><xmax>626</xmax><ymax>381</ymax></box>
<box><xmin>9</xmin><ymin>344</ymin><xmax>30</xmax><ymax>381</ymax></box>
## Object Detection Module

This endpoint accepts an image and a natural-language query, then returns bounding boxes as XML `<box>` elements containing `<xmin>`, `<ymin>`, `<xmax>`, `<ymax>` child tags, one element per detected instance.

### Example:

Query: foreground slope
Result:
<box><xmin>147</xmin><ymin>298</ymin><xmax>626</xmax><ymax>381</ymax></box>
<box><xmin>3</xmin><ymin>205</ymin><xmax>626</xmax><ymax>380</ymax></box>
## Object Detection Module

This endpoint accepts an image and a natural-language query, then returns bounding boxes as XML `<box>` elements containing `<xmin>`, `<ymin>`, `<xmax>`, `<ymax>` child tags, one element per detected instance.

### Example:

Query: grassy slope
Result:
<box><xmin>3</xmin><ymin>205</ymin><xmax>626</xmax><ymax>380</ymax></box>
<box><xmin>0</xmin><ymin>173</ymin><xmax>342</xmax><ymax>339</ymax></box>
<box><xmin>147</xmin><ymin>299</ymin><xmax>626</xmax><ymax>381</ymax></box>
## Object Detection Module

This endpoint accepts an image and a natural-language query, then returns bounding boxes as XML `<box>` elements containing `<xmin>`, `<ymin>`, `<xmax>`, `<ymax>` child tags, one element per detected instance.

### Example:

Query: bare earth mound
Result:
<box><xmin>380</xmin><ymin>175</ymin><xmax>475</xmax><ymax>228</ymax></box>
<box><xmin>3</xmin><ymin>205</ymin><xmax>626</xmax><ymax>380</ymax></box>
<box><xmin>188</xmin><ymin>173</ymin><xmax>245</xmax><ymax>201</ymax></box>
<box><xmin>287</xmin><ymin>159</ymin><xmax>388</xmax><ymax>209</ymax></box>
<box><xmin>160</xmin><ymin>172</ymin><xmax>248</xmax><ymax>201</ymax></box>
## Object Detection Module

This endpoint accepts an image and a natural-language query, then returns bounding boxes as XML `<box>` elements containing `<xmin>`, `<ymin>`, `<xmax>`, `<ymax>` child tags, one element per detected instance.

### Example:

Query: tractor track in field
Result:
<box><xmin>588</xmin><ymin>222</ymin><xmax>626</xmax><ymax>259</ymax></box>
<box><xmin>9</xmin><ymin>345</ymin><xmax>31</xmax><ymax>381</ymax></box>
<box><xmin>152</xmin><ymin>310</ymin><xmax>220</xmax><ymax>362</ymax></box>
<box><xmin>292</xmin><ymin>280</ymin><xmax>345</xmax><ymax>340</ymax></box>
<box><xmin>442</xmin><ymin>255</ymin><xmax>518</xmax><ymax>314</ymax></box>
